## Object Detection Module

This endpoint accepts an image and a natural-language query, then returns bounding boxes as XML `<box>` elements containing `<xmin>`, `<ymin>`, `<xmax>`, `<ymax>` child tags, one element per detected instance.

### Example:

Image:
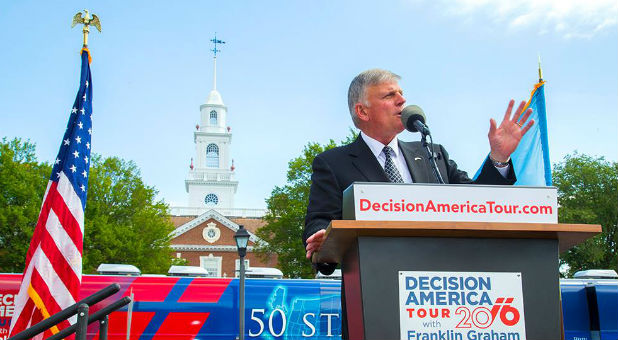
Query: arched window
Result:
<box><xmin>204</xmin><ymin>193</ymin><xmax>219</xmax><ymax>206</ymax></box>
<box><xmin>206</xmin><ymin>143</ymin><xmax>219</xmax><ymax>168</ymax></box>
<box><xmin>210</xmin><ymin>110</ymin><xmax>217</xmax><ymax>125</ymax></box>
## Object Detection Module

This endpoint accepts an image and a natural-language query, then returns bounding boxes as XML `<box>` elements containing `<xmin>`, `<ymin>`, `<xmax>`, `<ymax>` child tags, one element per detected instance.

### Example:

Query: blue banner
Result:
<box><xmin>475</xmin><ymin>82</ymin><xmax>552</xmax><ymax>186</ymax></box>
<box><xmin>511</xmin><ymin>82</ymin><xmax>552</xmax><ymax>186</ymax></box>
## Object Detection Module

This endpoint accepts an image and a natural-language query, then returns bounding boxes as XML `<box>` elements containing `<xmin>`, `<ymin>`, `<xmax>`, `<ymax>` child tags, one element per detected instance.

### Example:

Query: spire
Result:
<box><xmin>538</xmin><ymin>54</ymin><xmax>544</xmax><ymax>83</ymax></box>
<box><xmin>206</xmin><ymin>33</ymin><xmax>226</xmax><ymax>105</ymax></box>
<box><xmin>213</xmin><ymin>57</ymin><xmax>217</xmax><ymax>90</ymax></box>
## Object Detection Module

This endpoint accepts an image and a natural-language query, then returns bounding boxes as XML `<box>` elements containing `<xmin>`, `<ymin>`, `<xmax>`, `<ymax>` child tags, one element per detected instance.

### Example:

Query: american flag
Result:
<box><xmin>9</xmin><ymin>48</ymin><xmax>93</xmax><ymax>339</ymax></box>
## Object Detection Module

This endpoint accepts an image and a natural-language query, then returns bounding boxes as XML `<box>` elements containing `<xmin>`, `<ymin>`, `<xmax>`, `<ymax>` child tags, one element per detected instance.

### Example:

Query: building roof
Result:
<box><xmin>170</xmin><ymin>215</ymin><xmax>194</xmax><ymax>227</ymax></box>
<box><xmin>169</xmin><ymin>209</ymin><xmax>266</xmax><ymax>245</ymax></box>
<box><xmin>229</xmin><ymin>217</ymin><xmax>267</xmax><ymax>234</ymax></box>
<box><xmin>170</xmin><ymin>214</ymin><xmax>267</xmax><ymax>235</ymax></box>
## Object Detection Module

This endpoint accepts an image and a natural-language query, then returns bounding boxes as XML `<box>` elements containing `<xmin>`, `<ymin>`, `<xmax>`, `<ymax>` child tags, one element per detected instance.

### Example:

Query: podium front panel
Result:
<box><xmin>348</xmin><ymin>236</ymin><xmax>561</xmax><ymax>339</ymax></box>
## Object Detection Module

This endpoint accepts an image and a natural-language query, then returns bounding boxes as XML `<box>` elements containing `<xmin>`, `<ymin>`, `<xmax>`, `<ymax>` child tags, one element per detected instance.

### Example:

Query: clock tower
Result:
<box><xmin>185</xmin><ymin>35</ymin><xmax>238</xmax><ymax>210</ymax></box>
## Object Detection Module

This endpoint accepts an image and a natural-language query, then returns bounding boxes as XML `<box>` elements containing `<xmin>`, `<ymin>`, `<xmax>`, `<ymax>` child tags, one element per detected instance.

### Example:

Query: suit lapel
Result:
<box><xmin>349</xmin><ymin>136</ymin><xmax>389</xmax><ymax>182</ymax></box>
<box><xmin>399</xmin><ymin>141</ymin><xmax>433</xmax><ymax>183</ymax></box>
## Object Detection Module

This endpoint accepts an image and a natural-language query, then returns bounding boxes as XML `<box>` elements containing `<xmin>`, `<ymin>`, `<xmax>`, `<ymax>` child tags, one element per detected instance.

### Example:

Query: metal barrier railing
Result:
<box><xmin>47</xmin><ymin>297</ymin><xmax>132</xmax><ymax>340</ymax></box>
<box><xmin>8</xmin><ymin>283</ymin><xmax>132</xmax><ymax>340</ymax></box>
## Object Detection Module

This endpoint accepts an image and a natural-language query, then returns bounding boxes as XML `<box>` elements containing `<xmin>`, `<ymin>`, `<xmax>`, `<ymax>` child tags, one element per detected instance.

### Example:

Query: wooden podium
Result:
<box><xmin>313</xmin><ymin>184</ymin><xmax>601</xmax><ymax>340</ymax></box>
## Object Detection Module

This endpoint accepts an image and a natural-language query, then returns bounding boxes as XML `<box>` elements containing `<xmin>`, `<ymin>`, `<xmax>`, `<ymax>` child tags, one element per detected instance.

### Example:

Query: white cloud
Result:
<box><xmin>428</xmin><ymin>0</ymin><xmax>617</xmax><ymax>39</ymax></box>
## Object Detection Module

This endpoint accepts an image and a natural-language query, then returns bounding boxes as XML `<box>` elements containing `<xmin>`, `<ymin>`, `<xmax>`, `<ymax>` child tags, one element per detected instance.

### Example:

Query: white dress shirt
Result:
<box><xmin>360</xmin><ymin>132</ymin><xmax>510</xmax><ymax>182</ymax></box>
<box><xmin>360</xmin><ymin>132</ymin><xmax>414</xmax><ymax>183</ymax></box>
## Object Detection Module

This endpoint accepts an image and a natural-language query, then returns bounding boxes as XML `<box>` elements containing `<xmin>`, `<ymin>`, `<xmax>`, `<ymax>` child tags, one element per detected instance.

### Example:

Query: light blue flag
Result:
<box><xmin>474</xmin><ymin>82</ymin><xmax>552</xmax><ymax>186</ymax></box>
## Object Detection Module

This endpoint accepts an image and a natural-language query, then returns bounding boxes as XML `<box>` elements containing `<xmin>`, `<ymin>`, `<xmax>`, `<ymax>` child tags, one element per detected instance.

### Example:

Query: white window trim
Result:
<box><xmin>200</xmin><ymin>255</ymin><xmax>222</xmax><ymax>277</ymax></box>
<box><xmin>206</xmin><ymin>143</ymin><xmax>219</xmax><ymax>168</ymax></box>
<box><xmin>210</xmin><ymin>110</ymin><xmax>218</xmax><ymax>125</ymax></box>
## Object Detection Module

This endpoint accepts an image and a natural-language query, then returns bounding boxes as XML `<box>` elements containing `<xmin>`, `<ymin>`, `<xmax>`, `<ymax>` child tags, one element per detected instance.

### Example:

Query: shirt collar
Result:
<box><xmin>360</xmin><ymin>131</ymin><xmax>400</xmax><ymax>159</ymax></box>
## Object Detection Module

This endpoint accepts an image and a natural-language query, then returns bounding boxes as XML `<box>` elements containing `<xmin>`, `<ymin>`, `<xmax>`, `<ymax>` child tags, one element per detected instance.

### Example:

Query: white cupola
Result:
<box><xmin>185</xmin><ymin>35</ymin><xmax>238</xmax><ymax>213</ymax></box>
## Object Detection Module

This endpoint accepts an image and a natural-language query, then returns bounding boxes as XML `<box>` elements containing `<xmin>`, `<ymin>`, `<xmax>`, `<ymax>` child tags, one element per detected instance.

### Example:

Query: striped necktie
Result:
<box><xmin>383</xmin><ymin>146</ymin><xmax>404</xmax><ymax>183</ymax></box>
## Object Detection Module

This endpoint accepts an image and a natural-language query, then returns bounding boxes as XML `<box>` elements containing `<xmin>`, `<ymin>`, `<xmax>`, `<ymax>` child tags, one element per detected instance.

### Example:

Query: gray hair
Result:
<box><xmin>347</xmin><ymin>68</ymin><xmax>401</xmax><ymax>126</ymax></box>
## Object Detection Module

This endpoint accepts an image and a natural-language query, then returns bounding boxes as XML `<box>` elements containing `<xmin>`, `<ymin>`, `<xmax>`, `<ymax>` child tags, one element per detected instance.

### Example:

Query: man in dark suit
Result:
<box><xmin>303</xmin><ymin>68</ymin><xmax>533</xmax><ymax>263</ymax></box>
<box><xmin>302</xmin><ymin>69</ymin><xmax>533</xmax><ymax>337</ymax></box>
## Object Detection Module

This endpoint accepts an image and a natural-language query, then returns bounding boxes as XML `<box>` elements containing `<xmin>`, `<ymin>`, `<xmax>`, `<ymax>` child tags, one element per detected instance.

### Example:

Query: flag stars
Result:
<box><xmin>64</xmin><ymin>139</ymin><xmax>70</xmax><ymax>146</ymax></box>
<box><xmin>80</xmin><ymin>184</ymin><xmax>86</xmax><ymax>192</ymax></box>
<box><xmin>82</xmin><ymin>93</ymin><xmax>87</xmax><ymax>101</ymax></box>
<box><xmin>70</xmin><ymin>165</ymin><xmax>77</xmax><ymax>173</ymax></box>
<box><xmin>85</xmin><ymin>81</ymin><xmax>89</xmax><ymax>88</ymax></box>
<box><xmin>82</xmin><ymin>170</ymin><xmax>87</xmax><ymax>178</ymax></box>
<box><xmin>80</xmin><ymin>108</ymin><xmax>85</xmax><ymax>115</ymax></box>
<box><xmin>75</xmin><ymin>136</ymin><xmax>82</xmax><ymax>144</ymax></box>
<box><xmin>88</xmin><ymin>128</ymin><xmax>92</xmax><ymax>135</ymax></box>
<box><xmin>55</xmin><ymin>158</ymin><xmax>61</xmax><ymax>165</ymax></box>
<box><xmin>73</xmin><ymin>150</ymin><xmax>80</xmax><ymax>158</ymax></box>
<box><xmin>86</xmin><ymin>142</ymin><xmax>90</xmax><ymax>150</ymax></box>
<box><xmin>78</xmin><ymin>122</ymin><xmax>83</xmax><ymax>129</ymax></box>
<box><xmin>84</xmin><ymin>156</ymin><xmax>89</xmax><ymax>164</ymax></box>
<box><xmin>72</xmin><ymin>108</ymin><xmax>77</xmax><ymax>114</ymax></box>
<box><xmin>56</xmin><ymin>172</ymin><xmax>61</xmax><ymax>178</ymax></box>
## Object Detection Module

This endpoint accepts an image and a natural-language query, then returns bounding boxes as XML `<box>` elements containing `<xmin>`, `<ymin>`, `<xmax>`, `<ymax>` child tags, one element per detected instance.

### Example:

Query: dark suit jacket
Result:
<box><xmin>303</xmin><ymin>135</ymin><xmax>516</xmax><ymax>273</ymax></box>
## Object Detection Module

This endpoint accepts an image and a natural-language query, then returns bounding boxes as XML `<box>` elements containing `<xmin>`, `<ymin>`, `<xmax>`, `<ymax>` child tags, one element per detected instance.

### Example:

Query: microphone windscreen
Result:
<box><xmin>400</xmin><ymin>105</ymin><xmax>426</xmax><ymax>132</ymax></box>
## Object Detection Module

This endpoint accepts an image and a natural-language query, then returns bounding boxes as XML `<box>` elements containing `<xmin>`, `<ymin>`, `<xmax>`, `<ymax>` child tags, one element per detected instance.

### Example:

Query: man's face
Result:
<box><xmin>356</xmin><ymin>81</ymin><xmax>407</xmax><ymax>144</ymax></box>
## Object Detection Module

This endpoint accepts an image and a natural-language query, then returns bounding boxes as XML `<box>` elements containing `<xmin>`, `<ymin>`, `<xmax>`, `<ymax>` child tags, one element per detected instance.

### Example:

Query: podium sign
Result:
<box><xmin>343</xmin><ymin>183</ymin><xmax>557</xmax><ymax>224</ymax></box>
<box><xmin>399</xmin><ymin>271</ymin><xmax>526</xmax><ymax>340</ymax></box>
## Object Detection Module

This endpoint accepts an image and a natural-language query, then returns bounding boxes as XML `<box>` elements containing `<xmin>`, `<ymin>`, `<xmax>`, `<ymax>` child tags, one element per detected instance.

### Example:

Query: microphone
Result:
<box><xmin>401</xmin><ymin>104</ymin><xmax>444</xmax><ymax>183</ymax></box>
<box><xmin>400</xmin><ymin>105</ymin><xmax>430</xmax><ymax>135</ymax></box>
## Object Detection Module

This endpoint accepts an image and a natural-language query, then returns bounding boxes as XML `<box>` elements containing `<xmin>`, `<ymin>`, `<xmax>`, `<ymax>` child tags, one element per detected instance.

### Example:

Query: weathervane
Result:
<box><xmin>210</xmin><ymin>33</ymin><xmax>225</xmax><ymax>90</ymax></box>
<box><xmin>71</xmin><ymin>10</ymin><xmax>101</xmax><ymax>47</ymax></box>
<box><xmin>211</xmin><ymin>33</ymin><xmax>225</xmax><ymax>58</ymax></box>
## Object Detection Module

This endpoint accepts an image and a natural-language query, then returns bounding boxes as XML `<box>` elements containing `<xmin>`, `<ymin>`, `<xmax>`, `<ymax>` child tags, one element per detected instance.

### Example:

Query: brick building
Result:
<box><xmin>169</xmin><ymin>210</ymin><xmax>277</xmax><ymax>278</ymax></box>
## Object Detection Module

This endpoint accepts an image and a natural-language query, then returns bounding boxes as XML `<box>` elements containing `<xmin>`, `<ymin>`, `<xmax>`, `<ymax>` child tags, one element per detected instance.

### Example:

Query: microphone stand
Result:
<box><xmin>420</xmin><ymin>132</ymin><xmax>445</xmax><ymax>184</ymax></box>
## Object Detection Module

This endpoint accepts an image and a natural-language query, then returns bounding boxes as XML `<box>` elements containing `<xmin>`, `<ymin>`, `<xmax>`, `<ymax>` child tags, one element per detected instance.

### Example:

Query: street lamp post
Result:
<box><xmin>234</xmin><ymin>225</ymin><xmax>250</xmax><ymax>340</ymax></box>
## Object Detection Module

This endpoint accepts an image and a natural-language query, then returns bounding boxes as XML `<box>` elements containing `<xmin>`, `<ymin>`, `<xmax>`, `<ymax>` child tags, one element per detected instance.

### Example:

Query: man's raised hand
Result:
<box><xmin>488</xmin><ymin>99</ymin><xmax>534</xmax><ymax>162</ymax></box>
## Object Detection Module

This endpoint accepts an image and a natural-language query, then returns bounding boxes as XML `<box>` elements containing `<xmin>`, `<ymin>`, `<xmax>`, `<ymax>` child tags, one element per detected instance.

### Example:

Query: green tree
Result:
<box><xmin>0</xmin><ymin>138</ymin><xmax>51</xmax><ymax>272</ymax></box>
<box><xmin>83</xmin><ymin>155</ymin><xmax>175</xmax><ymax>274</ymax></box>
<box><xmin>0</xmin><ymin>137</ymin><xmax>176</xmax><ymax>274</ymax></box>
<box><xmin>554</xmin><ymin>153</ymin><xmax>618</xmax><ymax>277</ymax></box>
<box><xmin>256</xmin><ymin>132</ymin><xmax>356</xmax><ymax>278</ymax></box>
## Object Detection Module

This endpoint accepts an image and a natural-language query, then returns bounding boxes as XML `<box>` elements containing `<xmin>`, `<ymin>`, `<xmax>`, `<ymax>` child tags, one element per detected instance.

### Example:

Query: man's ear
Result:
<box><xmin>355</xmin><ymin>103</ymin><xmax>369</xmax><ymax>122</ymax></box>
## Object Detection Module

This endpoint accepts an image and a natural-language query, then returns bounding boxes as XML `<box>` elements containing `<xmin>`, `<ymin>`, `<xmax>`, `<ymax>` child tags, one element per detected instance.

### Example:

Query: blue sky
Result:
<box><xmin>1</xmin><ymin>0</ymin><xmax>616</xmax><ymax>209</ymax></box>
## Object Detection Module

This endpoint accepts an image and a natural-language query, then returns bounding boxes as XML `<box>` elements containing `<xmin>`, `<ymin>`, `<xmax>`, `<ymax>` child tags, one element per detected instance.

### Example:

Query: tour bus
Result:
<box><xmin>244</xmin><ymin>267</ymin><xmax>284</xmax><ymax>279</ymax></box>
<box><xmin>0</xmin><ymin>266</ymin><xmax>616</xmax><ymax>339</ymax></box>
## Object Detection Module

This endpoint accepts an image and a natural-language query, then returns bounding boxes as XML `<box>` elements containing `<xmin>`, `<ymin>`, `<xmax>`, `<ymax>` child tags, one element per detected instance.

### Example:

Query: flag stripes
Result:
<box><xmin>57</xmin><ymin>171</ymin><xmax>86</xmax><ymax>235</ymax></box>
<box><xmin>40</xmin><ymin>210</ymin><xmax>81</xmax><ymax>299</ymax></box>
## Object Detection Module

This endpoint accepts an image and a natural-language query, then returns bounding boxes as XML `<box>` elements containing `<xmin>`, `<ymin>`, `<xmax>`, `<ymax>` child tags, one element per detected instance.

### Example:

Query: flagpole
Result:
<box><xmin>538</xmin><ymin>54</ymin><xmax>543</xmax><ymax>83</ymax></box>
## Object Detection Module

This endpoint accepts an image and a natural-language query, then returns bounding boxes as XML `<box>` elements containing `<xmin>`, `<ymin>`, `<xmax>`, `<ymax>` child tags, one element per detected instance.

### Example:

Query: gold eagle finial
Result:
<box><xmin>71</xmin><ymin>10</ymin><xmax>101</xmax><ymax>47</ymax></box>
